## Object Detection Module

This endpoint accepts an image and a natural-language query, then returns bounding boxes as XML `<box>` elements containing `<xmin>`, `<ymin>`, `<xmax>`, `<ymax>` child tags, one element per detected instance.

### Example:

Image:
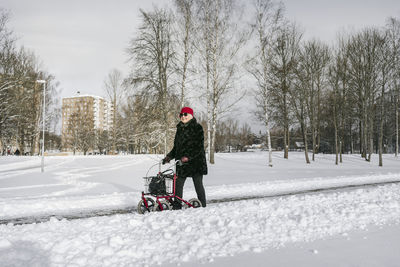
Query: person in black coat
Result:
<box><xmin>163</xmin><ymin>107</ymin><xmax>207</xmax><ymax>208</ymax></box>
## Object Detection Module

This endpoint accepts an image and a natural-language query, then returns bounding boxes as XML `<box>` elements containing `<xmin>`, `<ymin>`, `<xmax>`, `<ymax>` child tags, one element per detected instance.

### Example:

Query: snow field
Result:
<box><xmin>1</xmin><ymin>152</ymin><xmax>400</xmax><ymax>266</ymax></box>
<box><xmin>1</xmin><ymin>183</ymin><xmax>399</xmax><ymax>266</ymax></box>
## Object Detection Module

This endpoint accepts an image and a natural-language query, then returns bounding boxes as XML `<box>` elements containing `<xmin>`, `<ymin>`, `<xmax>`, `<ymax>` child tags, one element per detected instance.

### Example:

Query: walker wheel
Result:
<box><xmin>137</xmin><ymin>197</ymin><xmax>155</xmax><ymax>214</ymax></box>
<box><xmin>154</xmin><ymin>200</ymin><xmax>172</xmax><ymax>211</ymax></box>
<box><xmin>188</xmin><ymin>198</ymin><xmax>202</xmax><ymax>208</ymax></box>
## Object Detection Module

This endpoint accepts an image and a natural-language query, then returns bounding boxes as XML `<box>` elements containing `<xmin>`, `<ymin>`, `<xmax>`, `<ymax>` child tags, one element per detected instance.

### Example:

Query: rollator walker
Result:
<box><xmin>137</xmin><ymin>160</ymin><xmax>202</xmax><ymax>214</ymax></box>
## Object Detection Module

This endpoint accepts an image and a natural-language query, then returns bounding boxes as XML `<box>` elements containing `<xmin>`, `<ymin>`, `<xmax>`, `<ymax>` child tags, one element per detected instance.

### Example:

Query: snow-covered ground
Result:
<box><xmin>0</xmin><ymin>152</ymin><xmax>400</xmax><ymax>266</ymax></box>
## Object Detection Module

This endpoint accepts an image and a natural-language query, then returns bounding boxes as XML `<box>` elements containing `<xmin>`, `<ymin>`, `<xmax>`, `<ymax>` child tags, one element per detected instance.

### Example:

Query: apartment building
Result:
<box><xmin>61</xmin><ymin>94</ymin><xmax>114</xmax><ymax>152</ymax></box>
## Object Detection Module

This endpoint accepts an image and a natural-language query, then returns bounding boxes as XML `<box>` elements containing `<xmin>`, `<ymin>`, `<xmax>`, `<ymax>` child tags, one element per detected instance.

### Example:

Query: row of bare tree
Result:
<box><xmin>251</xmin><ymin>5</ymin><xmax>400</xmax><ymax>167</ymax></box>
<box><xmin>0</xmin><ymin>9</ymin><xmax>59</xmax><ymax>155</ymax></box>
<box><xmin>104</xmin><ymin>0</ymin><xmax>399</xmax><ymax>167</ymax></box>
<box><xmin>329</xmin><ymin>21</ymin><xmax>400</xmax><ymax>166</ymax></box>
<box><xmin>245</xmin><ymin>2</ymin><xmax>400</xmax><ymax>167</ymax></box>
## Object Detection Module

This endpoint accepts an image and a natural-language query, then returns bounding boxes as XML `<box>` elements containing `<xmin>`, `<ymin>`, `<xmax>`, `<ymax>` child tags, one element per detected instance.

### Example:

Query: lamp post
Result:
<box><xmin>36</xmin><ymin>80</ymin><xmax>46</xmax><ymax>172</ymax></box>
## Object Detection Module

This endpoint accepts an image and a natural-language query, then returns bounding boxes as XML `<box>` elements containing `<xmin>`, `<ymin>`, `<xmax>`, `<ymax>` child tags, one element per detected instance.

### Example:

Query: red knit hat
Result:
<box><xmin>180</xmin><ymin>107</ymin><xmax>193</xmax><ymax>116</ymax></box>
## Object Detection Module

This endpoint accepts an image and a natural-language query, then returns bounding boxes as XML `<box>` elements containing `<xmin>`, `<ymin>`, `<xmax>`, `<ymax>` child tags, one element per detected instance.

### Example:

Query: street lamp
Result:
<box><xmin>36</xmin><ymin>80</ymin><xmax>46</xmax><ymax>173</ymax></box>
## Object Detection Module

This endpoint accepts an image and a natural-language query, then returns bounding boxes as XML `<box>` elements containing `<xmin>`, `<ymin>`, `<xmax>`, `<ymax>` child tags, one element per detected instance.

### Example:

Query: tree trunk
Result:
<box><xmin>363</xmin><ymin>116</ymin><xmax>369</xmax><ymax>161</ymax></box>
<box><xmin>316</xmin><ymin>83</ymin><xmax>321</xmax><ymax>155</ymax></box>
<box><xmin>209</xmin><ymin>105</ymin><xmax>217</xmax><ymax>164</ymax></box>
<box><xmin>265</xmin><ymin>99</ymin><xmax>273</xmax><ymax>167</ymax></box>
<box><xmin>379</xmin><ymin>120</ymin><xmax>383</xmax><ymax>167</ymax></box>
<box><xmin>284</xmin><ymin>92</ymin><xmax>289</xmax><ymax>159</ymax></box>
<box><xmin>334</xmin><ymin>114</ymin><xmax>338</xmax><ymax>165</ymax></box>
<box><xmin>379</xmin><ymin>83</ymin><xmax>385</xmax><ymax>167</ymax></box>
<box><xmin>350</xmin><ymin>122</ymin><xmax>354</xmax><ymax>154</ymax></box>
<box><xmin>180</xmin><ymin>24</ymin><xmax>189</xmax><ymax>107</ymax></box>
<box><xmin>396</xmin><ymin>94</ymin><xmax>399</xmax><ymax>157</ymax></box>
<box><xmin>368</xmin><ymin>115</ymin><xmax>373</xmax><ymax>162</ymax></box>
<box><xmin>333</xmin><ymin>87</ymin><xmax>339</xmax><ymax>165</ymax></box>
<box><xmin>300</xmin><ymin>117</ymin><xmax>310</xmax><ymax>164</ymax></box>
<box><xmin>359</xmin><ymin>120</ymin><xmax>363</xmax><ymax>157</ymax></box>
<box><xmin>206</xmin><ymin>33</ymin><xmax>211</xmax><ymax>162</ymax></box>
<box><xmin>311</xmin><ymin>80</ymin><xmax>316</xmax><ymax>162</ymax></box>
<box><xmin>312</xmin><ymin>126</ymin><xmax>316</xmax><ymax>161</ymax></box>
<box><xmin>18</xmin><ymin>129</ymin><xmax>24</xmax><ymax>155</ymax></box>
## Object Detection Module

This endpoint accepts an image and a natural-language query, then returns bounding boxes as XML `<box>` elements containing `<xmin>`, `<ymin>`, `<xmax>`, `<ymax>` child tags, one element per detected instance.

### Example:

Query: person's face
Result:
<box><xmin>179</xmin><ymin>112</ymin><xmax>193</xmax><ymax>124</ymax></box>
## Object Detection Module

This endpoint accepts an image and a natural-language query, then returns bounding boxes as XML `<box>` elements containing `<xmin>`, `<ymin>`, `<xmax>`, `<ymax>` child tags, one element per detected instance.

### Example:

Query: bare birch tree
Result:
<box><xmin>193</xmin><ymin>0</ymin><xmax>213</xmax><ymax>161</ymax></box>
<box><xmin>174</xmin><ymin>0</ymin><xmax>196</xmax><ymax>107</ymax></box>
<box><xmin>269</xmin><ymin>22</ymin><xmax>302</xmax><ymax>159</ymax></box>
<box><xmin>194</xmin><ymin>0</ymin><xmax>248</xmax><ymax>164</ymax></box>
<box><xmin>247</xmin><ymin>0</ymin><xmax>283</xmax><ymax>166</ymax></box>
<box><xmin>127</xmin><ymin>8</ymin><xmax>176</xmax><ymax>155</ymax></box>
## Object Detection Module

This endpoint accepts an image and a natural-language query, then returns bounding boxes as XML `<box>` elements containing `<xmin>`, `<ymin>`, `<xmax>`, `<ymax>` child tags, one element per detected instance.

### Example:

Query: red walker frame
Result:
<box><xmin>138</xmin><ymin>160</ymin><xmax>201</xmax><ymax>213</ymax></box>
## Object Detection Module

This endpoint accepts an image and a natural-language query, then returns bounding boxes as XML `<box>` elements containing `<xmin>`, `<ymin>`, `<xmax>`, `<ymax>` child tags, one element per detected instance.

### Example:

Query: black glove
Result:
<box><xmin>162</xmin><ymin>156</ymin><xmax>170</xmax><ymax>165</ymax></box>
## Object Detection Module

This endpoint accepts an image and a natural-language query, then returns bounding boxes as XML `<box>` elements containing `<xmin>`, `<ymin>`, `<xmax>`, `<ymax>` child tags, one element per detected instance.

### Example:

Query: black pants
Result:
<box><xmin>175</xmin><ymin>173</ymin><xmax>206</xmax><ymax>208</ymax></box>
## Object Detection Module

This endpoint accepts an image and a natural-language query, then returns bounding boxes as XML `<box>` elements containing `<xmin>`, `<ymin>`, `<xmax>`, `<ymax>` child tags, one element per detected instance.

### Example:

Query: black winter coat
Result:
<box><xmin>167</xmin><ymin>117</ymin><xmax>208</xmax><ymax>177</ymax></box>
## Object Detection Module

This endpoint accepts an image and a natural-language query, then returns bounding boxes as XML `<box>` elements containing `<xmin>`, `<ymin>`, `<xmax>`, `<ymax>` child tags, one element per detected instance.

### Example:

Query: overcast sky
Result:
<box><xmin>2</xmin><ymin>0</ymin><xmax>400</xmax><ymax>130</ymax></box>
<box><xmin>2</xmin><ymin>0</ymin><xmax>170</xmax><ymax>99</ymax></box>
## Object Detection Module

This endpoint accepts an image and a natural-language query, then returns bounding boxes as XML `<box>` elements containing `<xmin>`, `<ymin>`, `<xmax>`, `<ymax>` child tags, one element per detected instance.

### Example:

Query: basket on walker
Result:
<box><xmin>143</xmin><ymin>173</ymin><xmax>173</xmax><ymax>195</ymax></box>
